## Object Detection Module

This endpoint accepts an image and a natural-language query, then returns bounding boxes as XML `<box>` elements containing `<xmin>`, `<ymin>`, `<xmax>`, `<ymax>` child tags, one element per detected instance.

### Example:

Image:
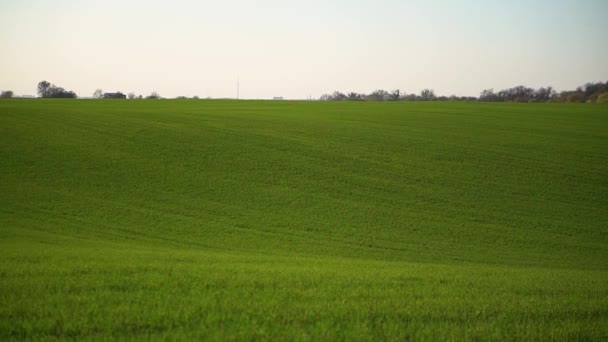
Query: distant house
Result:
<box><xmin>103</xmin><ymin>92</ymin><xmax>126</xmax><ymax>99</ymax></box>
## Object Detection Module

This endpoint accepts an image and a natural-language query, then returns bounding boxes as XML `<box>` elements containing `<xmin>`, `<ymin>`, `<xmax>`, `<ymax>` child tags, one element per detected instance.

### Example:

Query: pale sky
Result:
<box><xmin>1</xmin><ymin>0</ymin><xmax>607</xmax><ymax>99</ymax></box>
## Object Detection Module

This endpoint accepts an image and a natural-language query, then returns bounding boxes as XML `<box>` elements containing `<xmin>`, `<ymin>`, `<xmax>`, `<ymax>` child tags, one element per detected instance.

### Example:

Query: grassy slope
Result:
<box><xmin>1</xmin><ymin>99</ymin><xmax>607</xmax><ymax>339</ymax></box>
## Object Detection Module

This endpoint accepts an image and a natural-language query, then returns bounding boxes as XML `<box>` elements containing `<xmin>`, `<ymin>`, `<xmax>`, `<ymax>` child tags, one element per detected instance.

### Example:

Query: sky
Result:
<box><xmin>1</xmin><ymin>0</ymin><xmax>607</xmax><ymax>99</ymax></box>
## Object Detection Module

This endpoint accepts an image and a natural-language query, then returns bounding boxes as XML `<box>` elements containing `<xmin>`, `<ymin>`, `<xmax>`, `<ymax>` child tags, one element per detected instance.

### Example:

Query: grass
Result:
<box><xmin>1</xmin><ymin>99</ymin><xmax>607</xmax><ymax>339</ymax></box>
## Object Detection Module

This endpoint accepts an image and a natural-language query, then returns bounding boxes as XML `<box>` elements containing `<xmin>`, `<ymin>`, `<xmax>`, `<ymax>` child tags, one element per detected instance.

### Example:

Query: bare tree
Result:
<box><xmin>346</xmin><ymin>92</ymin><xmax>364</xmax><ymax>101</ymax></box>
<box><xmin>480</xmin><ymin>89</ymin><xmax>499</xmax><ymax>102</ymax></box>
<box><xmin>93</xmin><ymin>89</ymin><xmax>103</xmax><ymax>98</ymax></box>
<box><xmin>388</xmin><ymin>89</ymin><xmax>400</xmax><ymax>101</ymax></box>
<box><xmin>366</xmin><ymin>90</ymin><xmax>390</xmax><ymax>101</ymax></box>
<box><xmin>127</xmin><ymin>92</ymin><xmax>136</xmax><ymax>99</ymax></box>
<box><xmin>420</xmin><ymin>89</ymin><xmax>436</xmax><ymax>101</ymax></box>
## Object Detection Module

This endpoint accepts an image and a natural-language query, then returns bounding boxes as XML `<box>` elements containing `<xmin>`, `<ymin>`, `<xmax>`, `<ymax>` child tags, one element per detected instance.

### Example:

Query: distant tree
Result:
<box><xmin>581</xmin><ymin>82</ymin><xmax>607</xmax><ymax>100</ymax></box>
<box><xmin>419</xmin><ymin>89</ymin><xmax>436</xmax><ymax>101</ymax></box>
<box><xmin>403</xmin><ymin>93</ymin><xmax>418</xmax><ymax>101</ymax></box>
<box><xmin>513</xmin><ymin>86</ymin><xmax>535</xmax><ymax>102</ymax></box>
<box><xmin>366</xmin><ymin>90</ymin><xmax>390</xmax><ymax>101</ymax></box>
<box><xmin>192</xmin><ymin>95</ymin><xmax>199</xmax><ymax>99</ymax></box>
<box><xmin>0</xmin><ymin>90</ymin><xmax>14</xmax><ymax>98</ymax></box>
<box><xmin>176</xmin><ymin>96</ymin><xmax>188</xmax><ymax>99</ymax></box>
<box><xmin>93</xmin><ymin>89</ymin><xmax>103</xmax><ymax>98</ymax></box>
<box><xmin>332</xmin><ymin>91</ymin><xmax>347</xmax><ymax>101</ymax></box>
<box><xmin>48</xmin><ymin>86</ymin><xmax>76</xmax><ymax>98</ymax></box>
<box><xmin>146</xmin><ymin>91</ymin><xmax>160</xmax><ymax>99</ymax></box>
<box><xmin>127</xmin><ymin>92</ymin><xmax>136</xmax><ymax>99</ymax></box>
<box><xmin>49</xmin><ymin>87</ymin><xmax>77</xmax><ymax>98</ymax></box>
<box><xmin>37</xmin><ymin>80</ymin><xmax>77</xmax><ymax>98</ymax></box>
<box><xmin>480</xmin><ymin>89</ymin><xmax>500</xmax><ymax>102</ymax></box>
<box><xmin>388</xmin><ymin>89</ymin><xmax>400</xmax><ymax>101</ymax></box>
<box><xmin>532</xmin><ymin>87</ymin><xmax>556</xmax><ymax>102</ymax></box>
<box><xmin>138</xmin><ymin>95</ymin><xmax>143</xmax><ymax>99</ymax></box>
<box><xmin>319</xmin><ymin>91</ymin><xmax>351</xmax><ymax>101</ymax></box>
<box><xmin>346</xmin><ymin>92</ymin><xmax>364</xmax><ymax>101</ymax></box>
<box><xmin>495</xmin><ymin>85</ymin><xmax>535</xmax><ymax>102</ymax></box>
<box><xmin>37</xmin><ymin>81</ymin><xmax>51</xmax><ymax>97</ymax></box>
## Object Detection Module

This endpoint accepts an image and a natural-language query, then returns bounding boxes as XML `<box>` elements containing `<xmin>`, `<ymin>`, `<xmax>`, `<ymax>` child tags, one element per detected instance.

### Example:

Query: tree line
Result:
<box><xmin>1</xmin><ymin>81</ymin><xmax>170</xmax><ymax>99</ymax></box>
<box><xmin>479</xmin><ymin>82</ymin><xmax>608</xmax><ymax>103</ymax></box>
<box><xmin>92</xmin><ymin>89</ymin><xmax>162</xmax><ymax>99</ymax></box>
<box><xmin>320</xmin><ymin>81</ymin><xmax>608</xmax><ymax>103</ymax></box>
<box><xmin>1</xmin><ymin>80</ymin><xmax>608</xmax><ymax>103</ymax></box>
<box><xmin>14</xmin><ymin>81</ymin><xmax>161</xmax><ymax>99</ymax></box>
<box><xmin>320</xmin><ymin>89</ymin><xmax>476</xmax><ymax>102</ymax></box>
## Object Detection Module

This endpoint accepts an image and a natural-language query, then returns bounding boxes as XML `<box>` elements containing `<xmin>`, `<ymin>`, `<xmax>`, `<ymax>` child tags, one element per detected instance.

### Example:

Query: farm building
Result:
<box><xmin>103</xmin><ymin>92</ymin><xmax>126</xmax><ymax>99</ymax></box>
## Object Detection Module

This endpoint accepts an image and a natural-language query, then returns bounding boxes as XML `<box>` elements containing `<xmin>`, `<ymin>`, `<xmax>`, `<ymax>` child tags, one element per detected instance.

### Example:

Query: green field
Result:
<box><xmin>1</xmin><ymin>99</ymin><xmax>607</xmax><ymax>339</ymax></box>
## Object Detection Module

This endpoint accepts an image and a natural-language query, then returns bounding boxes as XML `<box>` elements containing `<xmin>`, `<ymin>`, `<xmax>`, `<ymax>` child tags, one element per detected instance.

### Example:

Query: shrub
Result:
<box><xmin>597</xmin><ymin>92</ymin><xmax>608</xmax><ymax>104</ymax></box>
<box><xmin>0</xmin><ymin>90</ymin><xmax>14</xmax><ymax>98</ymax></box>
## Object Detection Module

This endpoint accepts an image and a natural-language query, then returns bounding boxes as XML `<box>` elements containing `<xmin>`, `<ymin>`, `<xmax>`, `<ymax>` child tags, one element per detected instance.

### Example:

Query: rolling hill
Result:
<box><xmin>1</xmin><ymin>99</ymin><xmax>607</xmax><ymax>339</ymax></box>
